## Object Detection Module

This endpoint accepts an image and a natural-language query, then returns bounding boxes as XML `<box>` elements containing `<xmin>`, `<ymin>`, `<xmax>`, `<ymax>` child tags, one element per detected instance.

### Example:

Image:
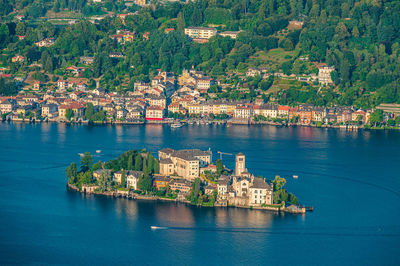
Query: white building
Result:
<box><xmin>184</xmin><ymin>27</ymin><xmax>217</xmax><ymax>39</ymax></box>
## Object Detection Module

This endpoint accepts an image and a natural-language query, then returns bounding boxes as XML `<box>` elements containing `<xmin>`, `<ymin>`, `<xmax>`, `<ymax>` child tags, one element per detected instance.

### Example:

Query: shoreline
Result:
<box><xmin>67</xmin><ymin>182</ymin><xmax>305</xmax><ymax>214</ymax></box>
<box><xmin>2</xmin><ymin>118</ymin><xmax>399</xmax><ymax>131</ymax></box>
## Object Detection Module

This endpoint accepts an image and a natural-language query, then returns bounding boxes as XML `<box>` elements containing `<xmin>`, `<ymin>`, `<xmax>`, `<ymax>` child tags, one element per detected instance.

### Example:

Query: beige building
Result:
<box><xmin>170</xmin><ymin>179</ymin><xmax>192</xmax><ymax>194</ymax></box>
<box><xmin>318</xmin><ymin>66</ymin><xmax>335</xmax><ymax>85</ymax></box>
<box><xmin>234</xmin><ymin>106</ymin><xmax>253</xmax><ymax>119</ymax></box>
<box><xmin>158</xmin><ymin>148</ymin><xmax>212</xmax><ymax>180</ymax></box>
<box><xmin>126</xmin><ymin>171</ymin><xmax>141</xmax><ymax>189</ymax></box>
<box><xmin>219</xmin><ymin>31</ymin><xmax>241</xmax><ymax>39</ymax></box>
<box><xmin>145</xmin><ymin>106</ymin><xmax>165</xmax><ymax>120</ymax></box>
<box><xmin>0</xmin><ymin>99</ymin><xmax>15</xmax><ymax>113</ymax></box>
<box><xmin>235</xmin><ymin>153</ymin><xmax>246</xmax><ymax>176</ymax></box>
<box><xmin>184</xmin><ymin>27</ymin><xmax>217</xmax><ymax>39</ymax></box>
<box><xmin>58</xmin><ymin>102</ymin><xmax>84</xmax><ymax>119</ymax></box>
<box><xmin>249</xmin><ymin>177</ymin><xmax>273</xmax><ymax>206</ymax></box>
<box><xmin>41</xmin><ymin>104</ymin><xmax>58</xmax><ymax>117</ymax></box>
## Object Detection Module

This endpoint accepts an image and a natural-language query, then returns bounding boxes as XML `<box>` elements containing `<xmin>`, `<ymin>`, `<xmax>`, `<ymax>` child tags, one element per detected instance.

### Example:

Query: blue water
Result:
<box><xmin>0</xmin><ymin>122</ymin><xmax>399</xmax><ymax>265</ymax></box>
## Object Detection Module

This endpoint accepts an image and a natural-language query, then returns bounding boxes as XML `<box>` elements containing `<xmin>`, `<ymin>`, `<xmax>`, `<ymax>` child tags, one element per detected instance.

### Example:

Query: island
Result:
<box><xmin>66</xmin><ymin>148</ymin><xmax>308</xmax><ymax>214</ymax></box>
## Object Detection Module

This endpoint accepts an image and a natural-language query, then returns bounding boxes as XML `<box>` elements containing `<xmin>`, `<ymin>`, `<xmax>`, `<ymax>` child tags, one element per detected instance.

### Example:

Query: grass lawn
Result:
<box><xmin>248</xmin><ymin>48</ymin><xmax>300</xmax><ymax>71</ymax></box>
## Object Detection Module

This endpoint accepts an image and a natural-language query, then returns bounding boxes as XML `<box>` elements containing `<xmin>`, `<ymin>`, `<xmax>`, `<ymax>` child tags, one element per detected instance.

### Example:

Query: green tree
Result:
<box><xmin>190</xmin><ymin>178</ymin><xmax>202</xmax><ymax>204</ymax></box>
<box><xmin>121</xmin><ymin>171</ymin><xmax>127</xmax><ymax>188</ymax></box>
<box><xmin>98</xmin><ymin>171</ymin><xmax>113</xmax><ymax>192</ymax></box>
<box><xmin>216</xmin><ymin>159</ymin><xmax>223</xmax><ymax>175</ymax></box>
<box><xmin>66</xmin><ymin>162</ymin><xmax>78</xmax><ymax>183</ymax></box>
<box><xmin>135</xmin><ymin>154</ymin><xmax>143</xmax><ymax>171</ymax></box>
<box><xmin>80</xmin><ymin>152</ymin><xmax>93</xmax><ymax>172</ymax></box>
<box><xmin>85</xmin><ymin>103</ymin><xmax>94</xmax><ymax>120</ymax></box>
<box><xmin>92</xmin><ymin>160</ymin><xmax>102</xmax><ymax>171</ymax></box>
<box><xmin>369</xmin><ymin>109</ymin><xmax>383</xmax><ymax>127</ymax></box>
<box><xmin>273</xmin><ymin>176</ymin><xmax>286</xmax><ymax>191</ymax></box>
<box><xmin>65</xmin><ymin>109</ymin><xmax>74</xmax><ymax>121</ymax></box>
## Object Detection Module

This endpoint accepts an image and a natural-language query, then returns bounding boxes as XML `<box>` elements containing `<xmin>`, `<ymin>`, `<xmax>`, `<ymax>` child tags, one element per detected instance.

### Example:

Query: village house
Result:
<box><xmin>169</xmin><ymin>179</ymin><xmax>192</xmax><ymax>194</ymax></box>
<box><xmin>318</xmin><ymin>65</ymin><xmax>335</xmax><ymax>85</ymax></box>
<box><xmin>93</xmin><ymin>169</ymin><xmax>112</xmax><ymax>181</ymax></box>
<box><xmin>80</xmin><ymin>56</ymin><xmax>95</xmax><ymax>65</ymax></box>
<box><xmin>299</xmin><ymin>107</ymin><xmax>313</xmax><ymax>124</ymax></box>
<box><xmin>12</xmin><ymin>55</ymin><xmax>24</xmax><ymax>63</ymax></box>
<box><xmin>218</xmin><ymin>31</ymin><xmax>241</xmax><ymax>39</ymax></box>
<box><xmin>35</xmin><ymin>38</ymin><xmax>55</xmax><ymax>47</ymax></box>
<box><xmin>116</xmin><ymin>108</ymin><xmax>127</xmax><ymax>120</ymax></box>
<box><xmin>126</xmin><ymin>171</ymin><xmax>142</xmax><ymax>189</ymax></box>
<box><xmin>153</xmin><ymin>176</ymin><xmax>170</xmax><ymax>190</ymax></box>
<box><xmin>254</xmin><ymin>104</ymin><xmax>278</xmax><ymax>118</ymax></box>
<box><xmin>184</xmin><ymin>27</ymin><xmax>217</xmax><ymax>40</ymax></box>
<box><xmin>145</xmin><ymin>106</ymin><xmax>165</xmax><ymax>120</ymax></box>
<box><xmin>217</xmin><ymin>179</ymin><xmax>229</xmax><ymax>200</ymax></box>
<box><xmin>278</xmin><ymin>105</ymin><xmax>290</xmax><ymax>118</ymax></box>
<box><xmin>249</xmin><ymin>177</ymin><xmax>273</xmax><ymax>206</ymax></box>
<box><xmin>58</xmin><ymin>102</ymin><xmax>85</xmax><ymax>119</ymax></box>
<box><xmin>146</xmin><ymin>95</ymin><xmax>166</xmax><ymax>108</ymax></box>
<box><xmin>41</xmin><ymin>104</ymin><xmax>58</xmax><ymax>117</ymax></box>
<box><xmin>126</xmin><ymin>107</ymin><xmax>143</xmax><ymax>120</ymax></box>
<box><xmin>234</xmin><ymin>105</ymin><xmax>253</xmax><ymax>119</ymax></box>
<box><xmin>0</xmin><ymin>99</ymin><xmax>16</xmax><ymax>113</ymax></box>
<box><xmin>165</xmin><ymin>28</ymin><xmax>174</xmax><ymax>34</ymax></box>
<box><xmin>33</xmin><ymin>81</ymin><xmax>41</xmax><ymax>91</ymax></box>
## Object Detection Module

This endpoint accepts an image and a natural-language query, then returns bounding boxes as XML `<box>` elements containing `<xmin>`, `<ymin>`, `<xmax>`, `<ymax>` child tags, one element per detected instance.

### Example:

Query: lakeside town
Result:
<box><xmin>67</xmin><ymin>148</ymin><xmax>306</xmax><ymax>213</ymax></box>
<box><xmin>1</xmin><ymin>65</ymin><xmax>400</xmax><ymax>130</ymax></box>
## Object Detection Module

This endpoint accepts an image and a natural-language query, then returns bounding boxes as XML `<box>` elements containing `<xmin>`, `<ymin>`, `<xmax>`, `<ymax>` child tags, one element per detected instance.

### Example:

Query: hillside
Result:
<box><xmin>0</xmin><ymin>0</ymin><xmax>399</xmax><ymax>107</ymax></box>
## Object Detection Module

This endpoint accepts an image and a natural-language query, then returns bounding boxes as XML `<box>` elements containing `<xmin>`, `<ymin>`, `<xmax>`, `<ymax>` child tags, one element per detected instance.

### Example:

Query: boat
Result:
<box><xmin>151</xmin><ymin>226</ymin><xmax>167</xmax><ymax>230</ymax></box>
<box><xmin>78</xmin><ymin>153</ymin><xmax>84</xmax><ymax>157</ymax></box>
<box><xmin>96</xmin><ymin>150</ymin><xmax>101</xmax><ymax>154</ymax></box>
<box><xmin>171</xmin><ymin>122</ymin><xmax>183</xmax><ymax>128</ymax></box>
<box><xmin>293</xmin><ymin>175</ymin><xmax>298</xmax><ymax>179</ymax></box>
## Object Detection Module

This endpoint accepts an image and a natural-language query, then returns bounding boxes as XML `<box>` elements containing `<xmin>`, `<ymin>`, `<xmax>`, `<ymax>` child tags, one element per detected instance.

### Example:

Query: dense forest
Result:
<box><xmin>1</xmin><ymin>0</ymin><xmax>399</xmax><ymax>107</ymax></box>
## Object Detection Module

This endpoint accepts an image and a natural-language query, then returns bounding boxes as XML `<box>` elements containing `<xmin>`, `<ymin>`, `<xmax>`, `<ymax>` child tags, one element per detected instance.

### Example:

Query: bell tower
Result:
<box><xmin>235</xmin><ymin>153</ymin><xmax>245</xmax><ymax>176</ymax></box>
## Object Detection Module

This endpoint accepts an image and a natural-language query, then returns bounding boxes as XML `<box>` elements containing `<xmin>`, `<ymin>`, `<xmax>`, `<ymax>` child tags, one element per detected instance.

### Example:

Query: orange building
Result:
<box><xmin>153</xmin><ymin>176</ymin><xmax>170</xmax><ymax>190</ymax></box>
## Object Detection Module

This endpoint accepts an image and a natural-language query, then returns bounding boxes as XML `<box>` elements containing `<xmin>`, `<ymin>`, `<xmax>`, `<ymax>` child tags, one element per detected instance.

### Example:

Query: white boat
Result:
<box><xmin>78</xmin><ymin>153</ymin><xmax>84</xmax><ymax>157</ymax></box>
<box><xmin>171</xmin><ymin>122</ymin><xmax>183</xmax><ymax>128</ymax></box>
<box><xmin>151</xmin><ymin>226</ymin><xmax>167</xmax><ymax>230</ymax></box>
<box><xmin>96</xmin><ymin>150</ymin><xmax>101</xmax><ymax>153</ymax></box>
<box><xmin>293</xmin><ymin>175</ymin><xmax>298</xmax><ymax>179</ymax></box>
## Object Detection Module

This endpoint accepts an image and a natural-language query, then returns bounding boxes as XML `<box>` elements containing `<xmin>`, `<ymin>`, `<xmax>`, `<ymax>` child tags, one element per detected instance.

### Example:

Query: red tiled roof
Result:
<box><xmin>278</xmin><ymin>105</ymin><xmax>290</xmax><ymax>111</ymax></box>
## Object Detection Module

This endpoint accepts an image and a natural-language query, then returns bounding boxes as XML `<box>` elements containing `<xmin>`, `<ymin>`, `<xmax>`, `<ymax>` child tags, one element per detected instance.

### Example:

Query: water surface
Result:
<box><xmin>0</xmin><ymin>123</ymin><xmax>399</xmax><ymax>265</ymax></box>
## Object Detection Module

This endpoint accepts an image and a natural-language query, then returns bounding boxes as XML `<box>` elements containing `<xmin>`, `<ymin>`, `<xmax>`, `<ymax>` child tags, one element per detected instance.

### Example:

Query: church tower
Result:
<box><xmin>235</xmin><ymin>153</ymin><xmax>245</xmax><ymax>176</ymax></box>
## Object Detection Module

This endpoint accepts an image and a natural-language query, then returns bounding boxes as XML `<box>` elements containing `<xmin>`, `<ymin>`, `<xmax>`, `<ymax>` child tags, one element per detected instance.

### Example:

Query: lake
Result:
<box><xmin>0</xmin><ymin>122</ymin><xmax>399</xmax><ymax>265</ymax></box>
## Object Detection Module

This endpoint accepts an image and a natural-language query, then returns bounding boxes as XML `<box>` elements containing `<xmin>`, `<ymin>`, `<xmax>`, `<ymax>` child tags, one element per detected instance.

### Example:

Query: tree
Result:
<box><xmin>65</xmin><ymin>109</ymin><xmax>74</xmax><ymax>121</ymax></box>
<box><xmin>0</xmin><ymin>78</ymin><xmax>18</xmax><ymax>96</ymax></box>
<box><xmin>273</xmin><ymin>176</ymin><xmax>286</xmax><ymax>191</ymax></box>
<box><xmin>135</xmin><ymin>154</ymin><xmax>143</xmax><ymax>171</ymax></box>
<box><xmin>15</xmin><ymin>22</ymin><xmax>26</xmax><ymax>36</ymax></box>
<box><xmin>66</xmin><ymin>162</ymin><xmax>78</xmax><ymax>183</ymax></box>
<box><xmin>369</xmin><ymin>109</ymin><xmax>383</xmax><ymax>127</ymax></box>
<box><xmin>85</xmin><ymin>103</ymin><xmax>94</xmax><ymax>120</ymax></box>
<box><xmin>216</xmin><ymin>159</ymin><xmax>223</xmax><ymax>175</ymax></box>
<box><xmin>80</xmin><ymin>152</ymin><xmax>93</xmax><ymax>172</ymax></box>
<box><xmin>121</xmin><ymin>171</ymin><xmax>127</xmax><ymax>188</ymax></box>
<box><xmin>98</xmin><ymin>171</ymin><xmax>113</xmax><ymax>192</ymax></box>
<box><xmin>92</xmin><ymin>161</ymin><xmax>102</xmax><ymax>171</ymax></box>
<box><xmin>190</xmin><ymin>178</ymin><xmax>201</xmax><ymax>204</ymax></box>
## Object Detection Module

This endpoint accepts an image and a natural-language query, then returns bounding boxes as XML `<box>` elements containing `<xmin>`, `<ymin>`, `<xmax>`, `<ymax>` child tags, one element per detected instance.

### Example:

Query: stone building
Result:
<box><xmin>158</xmin><ymin>148</ymin><xmax>212</xmax><ymax>180</ymax></box>
<box><xmin>235</xmin><ymin>153</ymin><xmax>246</xmax><ymax>176</ymax></box>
